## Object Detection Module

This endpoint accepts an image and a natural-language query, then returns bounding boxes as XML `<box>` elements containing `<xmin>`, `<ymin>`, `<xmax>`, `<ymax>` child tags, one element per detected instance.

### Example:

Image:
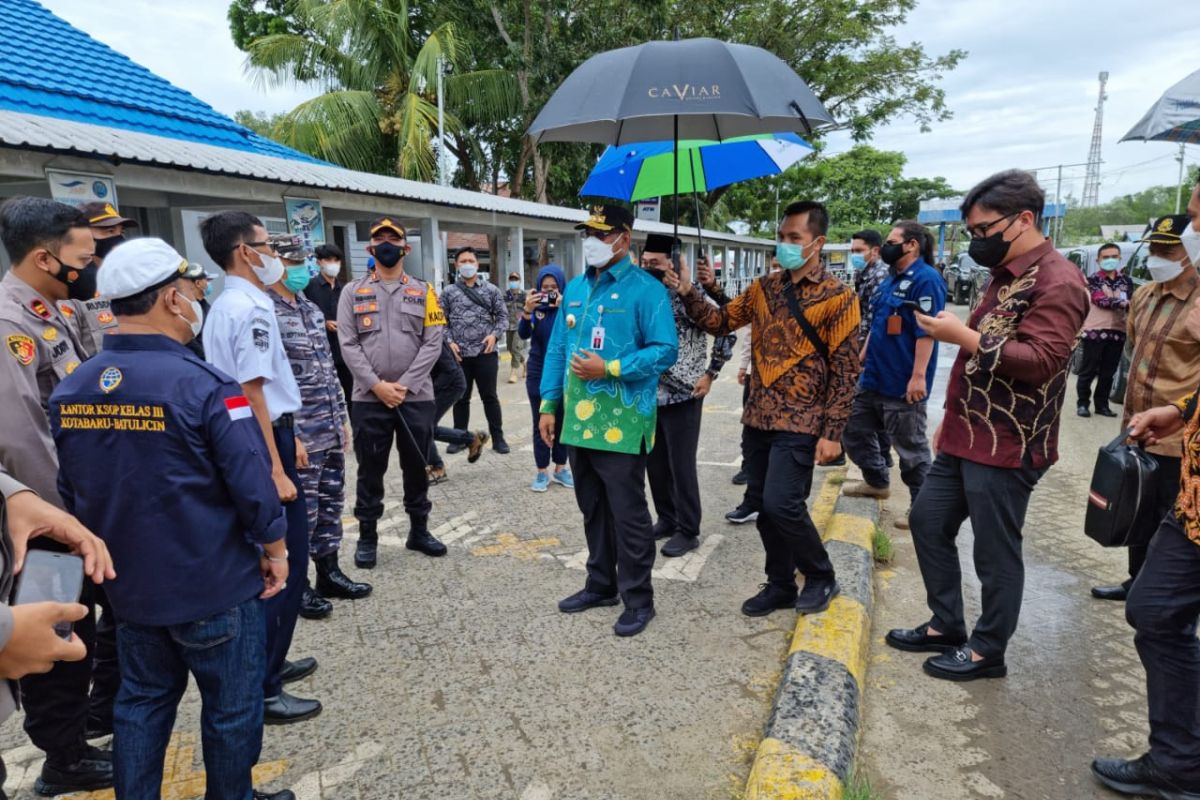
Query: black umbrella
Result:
<box><xmin>529</xmin><ymin>37</ymin><xmax>836</xmax><ymax>266</ymax></box>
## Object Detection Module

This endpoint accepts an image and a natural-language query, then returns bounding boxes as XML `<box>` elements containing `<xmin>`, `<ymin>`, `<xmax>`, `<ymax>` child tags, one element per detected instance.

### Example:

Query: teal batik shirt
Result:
<box><xmin>538</xmin><ymin>256</ymin><xmax>679</xmax><ymax>454</ymax></box>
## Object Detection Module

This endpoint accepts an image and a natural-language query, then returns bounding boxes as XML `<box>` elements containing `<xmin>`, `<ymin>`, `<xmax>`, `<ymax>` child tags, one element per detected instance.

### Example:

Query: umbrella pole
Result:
<box><xmin>689</xmin><ymin>148</ymin><xmax>705</xmax><ymax>267</ymax></box>
<box><xmin>673</xmin><ymin>114</ymin><xmax>680</xmax><ymax>273</ymax></box>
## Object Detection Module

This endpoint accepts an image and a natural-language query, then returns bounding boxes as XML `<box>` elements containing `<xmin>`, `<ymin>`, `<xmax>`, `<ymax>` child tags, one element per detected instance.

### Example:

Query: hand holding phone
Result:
<box><xmin>13</xmin><ymin>551</ymin><xmax>85</xmax><ymax>640</ymax></box>
<box><xmin>0</xmin><ymin>602</ymin><xmax>88</xmax><ymax>679</ymax></box>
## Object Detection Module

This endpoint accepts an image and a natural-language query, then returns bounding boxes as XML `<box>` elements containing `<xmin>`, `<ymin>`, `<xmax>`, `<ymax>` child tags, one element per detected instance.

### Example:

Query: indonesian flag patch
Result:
<box><xmin>224</xmin><ymin>395</ymin><xmax>252</xmax><ymax>421</ymax></box>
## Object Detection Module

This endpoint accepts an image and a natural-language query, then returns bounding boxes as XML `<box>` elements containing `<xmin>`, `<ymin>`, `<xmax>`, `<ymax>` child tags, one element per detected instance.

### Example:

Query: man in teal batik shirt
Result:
<box><xmin>539</xmin><ymin>204</ymin><xmax>678</xmax><ymax>637</ymax></box>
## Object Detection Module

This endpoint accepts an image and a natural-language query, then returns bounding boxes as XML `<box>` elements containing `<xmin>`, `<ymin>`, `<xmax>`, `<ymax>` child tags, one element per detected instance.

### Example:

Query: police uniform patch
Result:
<box><xmin>6</xmin><ymin>334</ymin><xmax>34</xmax><ymax>365</ymax></box>
<box><xmin>42</xmin><ymin>327</ymin><xmax>57</xmax><ymax>341</ymax></box>
<box><xmin>59</xmin><ymin>303</ymin><xmax>74</xmax><ymax>318</ymax></box>
<box><xmin>898</xmin><ymin>279</ymin><xmax>913</xmax><ymax>292</ymax></box>
<box><xmin>99</xmin><ymin>367</ymin><xmax>122</xmax><ymax>393</ymax></box>
<box><xmin>252</xmin><ymin>328</ymin><xmax>270</xmax><ymax>352</ymax></box>
<box><xmin>361</xmin><ymin>316</ymin><xmax>373</xmax><ymax>328</ymax></box>
<box><xmin>916</xmin><ymin>296</ymin><xmax>934</xmax><ymax>313</ymax></box>
<box><xmin>404</xmin><ymin>287</ymin><xmax>424</xmax><ymax>297</ymax></box>
<box><xmin>49</xmin><ymin>340</ymin><xmax>69</xmax><ymax>359</ymax></box>
<box><xmin>355</xmin><ymin>287</ymin><xmax>373</xmax><ymax>295</ymax></box>
<box><xmin>423</xmin><ymin>285</ymin><xmax>446</xmax><ymax>327</ymax></box>
<box><xmin>353</xmin><ymin>302</ymin><xmax>378</xmax><ymax>313</ymax></box>
<box><xmin>97</xmin><ymin>311</ymin><xmax>114</xmax><ymax>325</ymax></box>
<box><xmin>31</xmin><ymin>299</ymin><xmax>51</xmax><ymax>319</ymax></box>
<box><xmin>65</xmin><ymin>360</ymin><xmax>79</xmax><ymax>375</ymax></box>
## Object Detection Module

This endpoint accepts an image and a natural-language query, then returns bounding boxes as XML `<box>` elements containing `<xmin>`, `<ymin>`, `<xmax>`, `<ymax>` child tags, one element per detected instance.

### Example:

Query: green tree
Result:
<box><xmin>232</xmin><ymin>0</ymin><xmax>519</xmax><ymax>181</ymax></box>
<box><xmin>232</xmin><ymin>109</ymin><xmax>286</xmax><ymax>139</ymax></box>
<box><xmin>1060</xmin><ymin>166</ymin><xmax>1198</xmax><ymax>245</ymax></box>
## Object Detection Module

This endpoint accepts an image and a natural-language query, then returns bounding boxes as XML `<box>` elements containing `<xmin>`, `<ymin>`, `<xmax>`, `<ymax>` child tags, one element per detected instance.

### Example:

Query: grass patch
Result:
<box><xmin>871</xmin><ymin>523</ymin><xmax>894</xmax><ymax>564</ymax></box>
<box><xmin>844</xmin><ymin>768</ymin><xmax>883</xmax><ymax>800</ymax></box>
<box><xmin>827</xmin><ymin>473</ymin><xmax>846</xmax><ymax>486</ymax></box>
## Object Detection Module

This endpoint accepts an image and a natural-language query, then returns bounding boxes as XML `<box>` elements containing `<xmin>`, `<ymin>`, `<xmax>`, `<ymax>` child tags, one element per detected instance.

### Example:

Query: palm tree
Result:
<box><xmin>242</xmin><ymin>0</ymin><xmax>518</xmax><ymax>182</ymax></box>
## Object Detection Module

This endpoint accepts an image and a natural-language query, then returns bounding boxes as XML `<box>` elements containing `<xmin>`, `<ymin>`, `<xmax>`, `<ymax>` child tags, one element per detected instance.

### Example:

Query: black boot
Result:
<box><xmin>315</xmin><ymin>553</ymin><xmax>372</xmax><ymax>599</ymax></box>
<box><xmin>406</xmin><ymin>517</ymin><xmax>447</xmax><ymax>557</ymax></box>
<box><xmin>355</xmin><ymin>520</ymin><xmax>377</xmax><ymax>569</ymax></box>
<box><xmin>299</xmin><ymin>586</ymin><xmax>332</xmax><ymax>620</ymax></box>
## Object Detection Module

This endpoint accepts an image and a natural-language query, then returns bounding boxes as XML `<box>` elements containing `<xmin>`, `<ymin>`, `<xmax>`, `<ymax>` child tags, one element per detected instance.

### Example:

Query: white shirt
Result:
<box><xmin>204</xmin><ymin>275</ymin><xmax>301</xmax><ymax>419</ymax></box>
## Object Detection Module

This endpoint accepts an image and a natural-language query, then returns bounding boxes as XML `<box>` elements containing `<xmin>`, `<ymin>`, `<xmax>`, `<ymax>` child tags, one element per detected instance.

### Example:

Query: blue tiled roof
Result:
<box><xmin>0</xmin><ymin>0</ymin><xmax>323</xmax><ymax>164</ymax></box>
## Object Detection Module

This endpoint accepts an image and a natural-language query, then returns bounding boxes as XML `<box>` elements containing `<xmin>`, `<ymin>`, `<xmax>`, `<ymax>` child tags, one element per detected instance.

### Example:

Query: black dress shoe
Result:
<box><xmin>492</xmin><ymin>435</ymin><xmax>511</xmax><ymax>454</ymax></box>
<box><xmin>614</xmin><ymin>606</ymin><xmax>655</xmax><ymax>637</ymax></box>
<box><xmin>741</xmin><ymin>584</ymin><xmax>797</xmax><ymax>617</ymax></box>
<box><xmin>725</xmin><ymin>504</ymin><xmax>759</xmax><ymax>524</ymax></box>
<box><xmin>406</xmin><ymin>529</ymin><xmax>447</xmax><ymax>557</ymax></box>
<box><xmin>885</xmin><ymin>622</ymin><xmax>968</xmax><ymax>653</ymax></box>
<box><xmin>558</xmin><ymin>589</ymin><xmax>620</xmax><ymax>613</ymax></box>
<box><xmin>1078</xmin><ymin>404</ymin><xmax>1092</xmax><ymax>417</ymax></box>
<box><xmin>652</xmin><ymin>521</ymin><xmax>673</xmax><ymax>540</ymax></box>
<box><xmin>355</xmin><ymin>521</ymin><xmax>377</xmax><ymax>569</ymax></box>
<box><xmin>36</xmin><ymin>746</ymin><xmax>114</xmax><ymax>796</ymax></box>
<box><xmin>731</xmin><ymin>468</ymin><xmax>749</xmax><ymax>486</ymax></box>
<box><xmin>795</xmin><ymin>579</ymin><xmax>839</xmax><ymax>615</ymax></box>
<box><xmin>299</xmin><ymin>587</ymin><xmax>332</xmax><ymax>620</ymax></box>
<box><xmin>1092</xmin><ymin>584</ymin><xmax>1129</xmax><ymax>601</ymax></box>
<box><xmin>280</xmin><ymin>656</ymin><xmax>318</xmax><ymax>684</ymax></box>
<box><xmin>661</xmin><ymin>532</ymin><xmax>700</xmax><ymax>558</ymax></box>
<box><xmin>923</xmin><ymin>647</ymin><xmax>1007</xmax><ymax>681</ymax></box>
<box><xmin>1091</xmin><ymin>753</ymin><xmax>1200</xmax><ymax>799</ymax></box>
<box><xmin>254</xmin><ymin>791</ymin><xmax>297</xmax><ymax>800</ymax></box>
<box><xmin>315</xmin><ymin>553</ymin><xmax>372</xmax><ymax>599</ymax></box>
<box><xmin>1096</xmin><ymin>407</ymin><xmax>1119</xmax><ymax>418</ymax></box>
<box><xmin>264</xmin><ymin>691</ymin><xmax>322</xmax><ymax>725</ymax></box>
<box><xmin>445</xmin><ymin>442</ymin><xmax>466</xmax><ymax>455</ymax></box>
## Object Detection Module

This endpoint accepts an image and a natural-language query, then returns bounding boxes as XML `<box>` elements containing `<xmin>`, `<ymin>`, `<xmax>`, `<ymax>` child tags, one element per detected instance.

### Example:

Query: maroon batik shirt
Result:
<box><xmin>940</xmin><ymin>239</ymin><xmax>1089</xmax><ymax>470</ymax></box>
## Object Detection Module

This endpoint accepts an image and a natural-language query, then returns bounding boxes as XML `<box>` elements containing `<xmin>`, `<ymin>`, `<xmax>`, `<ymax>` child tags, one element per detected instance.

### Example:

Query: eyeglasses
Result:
<box><xmin>966</xmin><ymin>212</ymin><xmax>1019</xmax><ymax>240</ymax></box>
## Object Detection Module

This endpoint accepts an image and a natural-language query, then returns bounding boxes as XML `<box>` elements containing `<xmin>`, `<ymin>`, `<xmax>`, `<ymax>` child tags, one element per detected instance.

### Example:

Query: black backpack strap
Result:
<box><xmin>783</xmin><ymin>279</ymin><xmax>830</xmax><ymax>363</ymax></box>
<box><xmin>457</xmin><ymin>282</ymin><xmax>497</xmax><ymax>322</ymax></box>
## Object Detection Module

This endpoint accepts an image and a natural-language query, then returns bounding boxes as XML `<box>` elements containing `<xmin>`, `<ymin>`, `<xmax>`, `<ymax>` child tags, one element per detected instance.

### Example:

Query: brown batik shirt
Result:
<box><xmin>680</xmin><ymin>267</ymin><xmax>861</xmax><ymax>440</ymax></box>
<box><xmin>1122</xmin><ymin>268</ymin><xmax>1200</xmax><ymax>457</ymax></box>
<box><xmin>939</xmin><ymin>239</ymin><xmax>1089</xmax><ymax>469</ymax></box>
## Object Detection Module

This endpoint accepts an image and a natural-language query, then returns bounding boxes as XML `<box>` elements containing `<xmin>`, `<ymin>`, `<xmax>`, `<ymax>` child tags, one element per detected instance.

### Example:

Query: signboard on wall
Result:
<box><xmin>46</xmin><ymin>169</ymin><xmax>118</xmax><ymax>209</ymax></box>
<box><xmin>284</xmin><ymin>197</ymin><xmax>326</xmax><ymax>247</ymax></box>
<box><xmin>635</xmin><ymin>197</ymin><xmax>660</xmax><ymax>222</ymax></box>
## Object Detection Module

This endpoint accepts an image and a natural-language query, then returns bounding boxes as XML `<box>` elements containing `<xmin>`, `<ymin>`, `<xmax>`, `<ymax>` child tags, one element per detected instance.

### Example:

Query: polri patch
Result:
<box><xmin>31</xmin><ymin>299</ymin><xmax>51</xmax><ymax>319</ymax></box>
<box><xmin>42</xmin><ymin>327</ymin><xmax>57</xmax><ymax>341</ymax></box>
<box><xmin>6</xmin><ymin>334</ymin><xmax>34</xmax><ymax>365</ymax></box>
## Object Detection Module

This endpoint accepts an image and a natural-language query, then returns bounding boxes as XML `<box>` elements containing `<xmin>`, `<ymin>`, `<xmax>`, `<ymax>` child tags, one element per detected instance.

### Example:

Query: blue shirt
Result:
<box><xmin>860</xmin><ymin>258</ymin><xmax>946</xmax><ymax>398</ymax></box>
<box><xmin>50</xmin><ymin>334</ymin><xmax>286</xmax><ymax>627</ymax></box>
<box><xmin>539</xmin><ymin>256</ymin><xmax>678</xmax><ymax>454</ymax></box>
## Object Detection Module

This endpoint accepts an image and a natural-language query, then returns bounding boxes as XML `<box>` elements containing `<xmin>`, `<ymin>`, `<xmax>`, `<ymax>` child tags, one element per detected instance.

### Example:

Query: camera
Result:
<box><xmin>547</xmin><ymin>290</ymin><xmax>559</xmax><ymax>304</ymax></box>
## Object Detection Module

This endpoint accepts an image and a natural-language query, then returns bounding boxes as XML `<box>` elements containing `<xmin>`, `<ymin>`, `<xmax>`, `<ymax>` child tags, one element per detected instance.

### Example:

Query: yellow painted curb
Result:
<box><xmin>786</xmin><ymin>592</ymin><xmax>870</xmax><ymax>689</ymax></box>
<box><xmin>824</xmin><ymin>511</ymin><xmax>875</xmax><ymax>553</ymax></box>
<box><xmin>745</xmin><ymin>738</ymin><xmax>844</xmax><ymax>800</ymax></box>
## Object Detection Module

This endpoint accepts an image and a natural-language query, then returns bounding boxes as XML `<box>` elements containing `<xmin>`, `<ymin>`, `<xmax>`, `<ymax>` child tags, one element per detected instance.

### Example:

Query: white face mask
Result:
<box><xmin>458</xmin><ymin>263</ymin><xmax>478</xmax><ymax>280</ymax></box>
<box><xmin>320</xmin><ymin>261</ymin><xmax>341</xmax><ymax>277</ymax></box>
<box><xmin>177</xmin><ymin>295</ymin><xmax>204</xmax><ymax>339</ymax></box>
<box><xmin>582</xmin><ymin>235</ymin><xmax>618</xmax><ymax>267</ymax></box>
<box><xmin>1181</xmin><ymin>222</ymin><xmax>1200</xmax><ymax>265</ymax></box>
<box><xmin>1147</xmin><ymin>255</ymin><xmax>1186</xmax><ymax>283</ymax></box>
<box><xmin>251</xmin><ymin>251</ymin><xmax>285</xmax><ymax>287</ymax></box>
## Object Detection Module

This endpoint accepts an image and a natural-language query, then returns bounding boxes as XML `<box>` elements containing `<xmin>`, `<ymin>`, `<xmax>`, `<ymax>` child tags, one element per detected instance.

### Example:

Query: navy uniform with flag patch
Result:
<box><xmin>336</xmin><ymin>216</ymin><xmax>446</xmax><ymax>567</ymax></box>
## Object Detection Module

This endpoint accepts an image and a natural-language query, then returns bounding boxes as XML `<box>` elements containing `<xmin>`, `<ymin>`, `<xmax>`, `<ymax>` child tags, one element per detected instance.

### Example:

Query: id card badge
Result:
<box><xmin>590</xmin><ymin>326</ymin><xmax>606</xmax><ymax>350</ymax></box>
<box><xmin>886</xmin><ymin>314</ymin><xmax>902</xmax><ymax>336</ymax></box>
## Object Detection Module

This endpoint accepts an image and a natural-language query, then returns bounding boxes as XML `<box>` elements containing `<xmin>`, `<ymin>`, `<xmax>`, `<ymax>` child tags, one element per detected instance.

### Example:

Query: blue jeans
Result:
<box><xmin>114</xmin><ymin>597</ymin><xmax>265</xmax><ymax>800</ymax></box>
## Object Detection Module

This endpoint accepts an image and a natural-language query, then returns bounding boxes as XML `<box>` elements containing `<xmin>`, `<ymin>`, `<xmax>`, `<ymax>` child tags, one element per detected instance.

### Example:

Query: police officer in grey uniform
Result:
<box><xmin>61</xmin><ymin>202</ymin><xmax>134</xmax><ymax>359</ymax></box>
<box><xmin>0</xmin><ymin>196</ymin><xmax>113</xmax><ymax>795</ymax></box>
<box><xmin>268</xmin><ymin>234</ymin><xmax>371</xmax><ymax>618</ymax></box>
<box><xmin>337</xmin><ymin>217</ymin><xmax>447</xmax><ymax>567</ymax></box>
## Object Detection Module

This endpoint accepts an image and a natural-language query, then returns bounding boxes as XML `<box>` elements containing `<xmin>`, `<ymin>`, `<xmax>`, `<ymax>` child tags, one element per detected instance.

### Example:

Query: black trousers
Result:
<box><xmin>1126</xmin><ymin>513</ymin><xmax>1200</xmax><ymax>784</ymax></box>
<box><xmin>429</xmin><ymin>345</ymin><xmax>469</xmax><ymax>467</ymax></box>
<box><xmin>20</xmin><ymin>578</ymin><xmax>98</xmax><ymax>761</ymax></box>
<box><xmin>263</xmin><ymin>426</ymin><xmax>309</xmax><ymax>699</ymax></box>
<box><xmin>647</xmin><ymin>398</ymin><xmax>704</xmax><ymax>540</ymax></box>
<box><xmin>333</xmin><ymin>358</ymin><xmax>354</xmax><ymax>408</ymax></box>
<box><xmin>743</xmin><ymin>428</ymin><xmax>835</xmax><ymax>589</ymax></box>
<box><xmin>352</xmin><ymin>400</ymin><xmax>434</xmax><ymax>522</ymax></box>
<box><xmin>910</xmin><ymin>452</ymin><xmax>1044</xmax><ymax>657</ymax></box>
<box><xmin>1076</xmin><ymin>336</ymin><xmax>1124</xmax><ymax>409</ymax></box>
<box><xmin>453</xmin><ymin>352</ymin><xmax>504</xmax><ymax>437</ymax></box>
<box><xmin>88</xmin><ymin>587</ymin><xmax>119</xmax><ymax>729</ymax></box>
<box><xmin>568</xmin><ymin>446</ymin><xmax>656</xmax><ymax>609</ymax></box>
<box><xmin>842</xmin><ymin>391</ymin><xmax>931</xmax><ymax>504</ymax></box>
<box><xmin>1121</xmin><ymin>454</ymin><xmax>1182</xmax><ymax>588</ymax></box>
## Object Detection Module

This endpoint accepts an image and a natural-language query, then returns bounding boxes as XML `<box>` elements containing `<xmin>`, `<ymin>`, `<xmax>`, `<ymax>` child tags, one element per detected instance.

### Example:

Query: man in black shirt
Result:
<box><xmin>306</xmin><ymin>244</ymin><xmax>353</xmax><ymax>401</ymax></box>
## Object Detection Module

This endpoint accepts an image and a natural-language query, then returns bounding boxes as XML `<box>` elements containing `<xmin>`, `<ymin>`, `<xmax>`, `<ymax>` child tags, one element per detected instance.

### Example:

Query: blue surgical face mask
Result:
<box><xmin>203</xmin><ymin>283</ymin><xmax>213</xmax><ymax>298</ymax></box>
<box><xmin>1099</xmin><ymin>257</ymin><xmax>1120</xmax><ymax>273</ymax></box>
<box><xmin>282</xmin><ymin>264</ymin><xmax>310</xmax><ymax>293</ymax></box>
<box><xmin>849</xmin><ymin>253</ymin><xmax>866</xmax><ymax>271</ymax></box>
<box><xmin>776</xmin><ymin>239</ymin><xmax>819</xmax><ymax>271</ymax></box>
<box><xmin>508</xmin><ymin>281</ymin><xmax>520</xmax><ymax>290</ymax></box>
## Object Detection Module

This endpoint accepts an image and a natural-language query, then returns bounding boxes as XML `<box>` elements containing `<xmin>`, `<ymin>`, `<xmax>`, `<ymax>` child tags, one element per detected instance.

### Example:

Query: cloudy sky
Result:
<box><xmin>41</xmin><ymin>0</ymin><xmax>1200</xmax><ymax>205</ymax></box>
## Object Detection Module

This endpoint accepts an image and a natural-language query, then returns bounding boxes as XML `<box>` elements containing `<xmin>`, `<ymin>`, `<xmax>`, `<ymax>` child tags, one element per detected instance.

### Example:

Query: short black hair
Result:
<box><xmin>454</xmin><ymin>246</ymin><xmax>478</xmax><ymax>263</ymax></box>
<box><xmin>851</xmin><ymin>229</ymin><xmax>882</xmax><ymax>249</ymax></box>
<box><xmin>782</xmin><ymin>201</ymin><xmax>829</xmax><ymax>238</ymax></box>
<box><xmin>1097</xmin><ymin>242</ymin><xmax>1121</xmax><ymax>258</ymax></box>
<box><xmin>0</xmin><ymin>196</ymin><xmax>89</xmax><ymax>263</ymax></box>
<box><xmin>314</xmin><ymin>243</ymin><xmax>344</xmax><ymax>261</ymax></box>
<box><xmin>961</xmin><ymin>170</ymin><xmax>1045</xmax><ymax>226</ymax></box>
<box><xmin>893</xmin><ymin>220</ymin><xmax>935</xmax><ymax>264</ymax></box>
<box><xmin>199</xmin><ymin>211</ymin><xmax>263</xmax><ymax>269</ymax></box>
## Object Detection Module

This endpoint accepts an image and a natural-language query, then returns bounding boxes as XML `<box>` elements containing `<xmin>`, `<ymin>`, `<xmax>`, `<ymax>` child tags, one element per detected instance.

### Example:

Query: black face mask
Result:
<box><xmin>94</xmin><ymin>234</ymin><xmax>125</xmax><ymax>261</ymax></box>
<box><xmin>645</xmin><ymin>267</ymin><xmax>667</xmax><ymax>283</ymax></box>
<box><xmin>879</xmin><ymin>242</ymin><xmax>906</xmax><ymax>269</ymax></box>
<box><xmin>49</xmin><ymin>254</ymin><xmax>98</xmax><ymax>300</ymax></box>
<box><xmin>372</xmin><ymin>242</ymin><xmax>404</xmax><ymax>268</ymax></box>
<box><xmin>967</xmin><ymin>215</ymin><xmax>1019</xmax><ymax>269</ymax></box>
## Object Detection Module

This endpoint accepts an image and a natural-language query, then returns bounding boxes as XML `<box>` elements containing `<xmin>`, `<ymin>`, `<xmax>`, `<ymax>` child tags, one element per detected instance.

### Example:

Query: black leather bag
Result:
<box><xmin>1084</xmin><ymin>428</ymin><xmax>1160</xmax><ymax>547</ymax></box>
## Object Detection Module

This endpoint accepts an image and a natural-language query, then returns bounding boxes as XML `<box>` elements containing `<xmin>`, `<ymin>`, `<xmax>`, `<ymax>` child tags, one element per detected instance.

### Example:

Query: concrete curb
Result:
<box><xmin>744</xmin><ymin>488</ymin><xmax>881</xmax><ymax>800</ymax></box>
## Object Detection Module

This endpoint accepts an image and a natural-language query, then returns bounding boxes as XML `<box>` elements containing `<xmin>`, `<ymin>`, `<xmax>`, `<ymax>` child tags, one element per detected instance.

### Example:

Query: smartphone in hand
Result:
<box><xmin>13</xmin><ymin>551</ymin><xmax>84</xmax><ymax>640</ymax></box>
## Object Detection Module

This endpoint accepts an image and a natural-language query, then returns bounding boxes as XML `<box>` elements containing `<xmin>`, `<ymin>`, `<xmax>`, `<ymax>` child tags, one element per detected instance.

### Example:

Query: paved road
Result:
<box><xmin>859</xmin><ymin>306</ymin><xmax>1148</xmax><ymax>800</ymax></box>
<box><xmin>1</xmin><ymin>358</ymin><xmax>842</xmax><ymax>800</ymax></box>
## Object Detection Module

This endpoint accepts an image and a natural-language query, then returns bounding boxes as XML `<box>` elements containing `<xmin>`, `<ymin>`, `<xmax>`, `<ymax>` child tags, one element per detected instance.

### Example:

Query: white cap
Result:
<box><xmin>97</xmin><ymin>238</ymin><xmax>190</xmax><ymax>300</ymax></box>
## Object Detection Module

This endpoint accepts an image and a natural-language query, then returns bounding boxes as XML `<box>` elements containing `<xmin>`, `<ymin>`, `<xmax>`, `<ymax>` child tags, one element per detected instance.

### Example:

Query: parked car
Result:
<box><xmin>943</xmin><ymin>253</ymin><xmax>989</xmax><ymax>307</ymax></box>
